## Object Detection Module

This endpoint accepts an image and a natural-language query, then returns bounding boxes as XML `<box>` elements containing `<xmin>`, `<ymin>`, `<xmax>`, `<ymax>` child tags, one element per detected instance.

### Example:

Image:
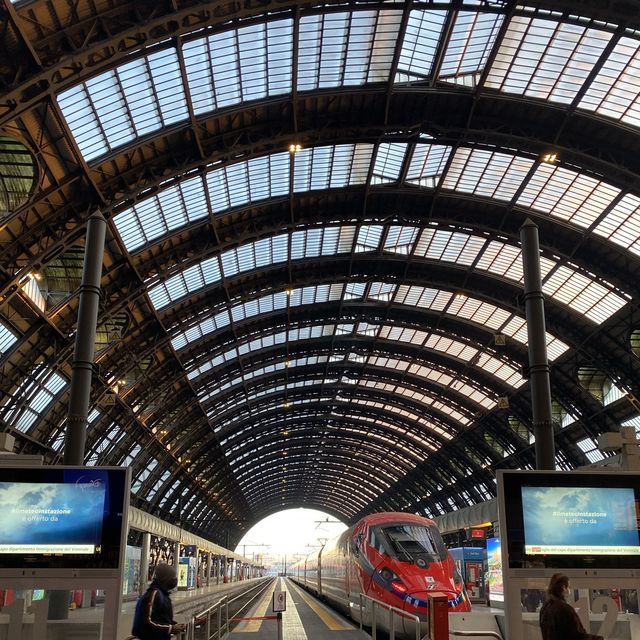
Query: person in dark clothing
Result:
<box><xmin>132</xmin><ymin>563</ymin><xmax>186</xmax><ymax>639</ymax></box>
<box><xmin>539</xmin><ymin>573</ymin><xmax>604</xmax><ymax>640</ymax></box>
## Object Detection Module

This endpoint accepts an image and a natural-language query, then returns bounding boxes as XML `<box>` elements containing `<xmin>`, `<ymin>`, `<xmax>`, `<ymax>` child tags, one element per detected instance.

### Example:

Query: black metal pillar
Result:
<box><xmin>63</xmin><ymin>211</ymin><xmax>107</xmax><ymax>465</ymax></box>
<box><xmin>520</xmin><ymin>218</ymin><xmax>555</xmax><ymax>470</ymax></box>
<box><xmin>49</xmin><ymin>213</ymin><xmax>106</xmax><ymax>621</ymax></box>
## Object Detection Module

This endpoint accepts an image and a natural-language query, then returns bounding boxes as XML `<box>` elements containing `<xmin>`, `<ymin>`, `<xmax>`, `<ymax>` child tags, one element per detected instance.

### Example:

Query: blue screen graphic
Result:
<box><xmin>0</xmin><ymin>480</ymin><xmax>106</xmax><ymax>554</ymax></box>
<box><xmin>521</xmin><ymin>486</ymin><xmax>640</xmax><ymax>555</ymax></box>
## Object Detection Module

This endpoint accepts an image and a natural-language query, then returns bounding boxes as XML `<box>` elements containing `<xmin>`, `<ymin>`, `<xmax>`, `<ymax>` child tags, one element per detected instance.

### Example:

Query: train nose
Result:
<box><xmin>400</xmin><ymin>591</ymin><xmax>429</xmax><ymax>638</ymax></box>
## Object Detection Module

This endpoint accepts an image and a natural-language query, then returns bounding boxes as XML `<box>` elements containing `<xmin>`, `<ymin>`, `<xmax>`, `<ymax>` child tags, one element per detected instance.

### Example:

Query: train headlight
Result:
<box><xmin>391</xmin><ymin>580</ymin><xmax>408</xmax><ymax>593</ymax></box>
<box><xmin>379</xmin><ymin>567</ymin><xmax>395</xmax><ymax>582</ymax></box>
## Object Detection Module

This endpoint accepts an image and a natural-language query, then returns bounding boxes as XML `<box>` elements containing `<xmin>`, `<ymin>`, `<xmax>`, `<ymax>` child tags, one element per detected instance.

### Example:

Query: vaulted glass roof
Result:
<box><xmin>2</xmin><ymin>0</ymin><xmax>640</xmax><ymax>543</ymax></box>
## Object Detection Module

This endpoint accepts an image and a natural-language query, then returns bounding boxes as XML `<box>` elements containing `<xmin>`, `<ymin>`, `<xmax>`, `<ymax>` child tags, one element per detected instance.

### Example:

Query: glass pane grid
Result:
<box><xmin>593</xmin><ymin>192</ymin><xmax>640</xmax><ymax>255</ymax></box>
<box><xmin>184</xmin><ymin>19</ymin><xmax>293</xmax><ymax>115</ymax></box>
<box><xmin>518</xmin><ymin>164</ymin><xmax>620</xmax><ymax>228</ymax></box>
<box><xmin>579</xmin><ymin>36</ymin><xmax>640</xmax><ymax>128</ymax></box>
<box><xmin>476</xmin><ymin>352</ymin><xmax>524</xmax><ymax>387</ymax></box>
<box><xmin>414</xmin><ymin>227</ymin><xmax>485</xmax><ymax>265</ymax></box>
<box><xmin>543</xmin><ymin>265</ymin><xmax>627</xmax><ymax>323</ymax></box>
<box><xmin>398</xmin><ymin>10</ymin><xmax>448</xmax><ymax>79</ymax></box>
<box><xmin>384</xmin><ymin>225</ymin><xmax>419</xmax><ymax>253</ymax></box>
<box><xmin>0</xmin><ymin>365</ymin><xmax>67</xmax><ymax>433</ymax></box>
<box><xmin>406</xmin><ymin>144</ymin><xmax>452</xmax><ymax>187</ymax></box>
<box><xmin>355</xmin><ymin>224</ymin><xmax>384</xmax><ymax>252</ymax></box>
<box><xmin>298</xmin><ymin>10</ymin><xmax>402</xmax><ymax>91</ymax></box>
<box><xmin>113</xmin><ymin>176</ymin><xmax>208</xmax><ymax>252</ymax></box>
<box><xmin>439</xmin><ymin>11</ymin><xmax>505</xmax><ymax>86</ymax></box>
<box><xmin>372</xmin><ymin>143</ymin><xmax>408</xmax><ymax>183</ymax></box>
<box><xmin>357</xmin><ymin>378</ymin><xmax>471</xmax><ymax>425</ymax></box>
<box><xmin>294</xmin><ymin>144</ymin><xmax>374</xmax><ymax>191</ymax></box>
<box><xmin>485</xmin><ymin>16</ymin><xmax>612</xmax><ymax>105</ymax></box>
<box><xmin>0</xmin><ymin>319</ymin><xmax>17</xmax><ymax>355</ymax></box>
<box><xmin>442</xmin><ymin>147</ymin><xmax>535</xmax><ymax>200</ymax></box>
<box><xmin>58</xmin><ymin>48</ymin><xmax>189</xmax><ymax>162</ymax></box>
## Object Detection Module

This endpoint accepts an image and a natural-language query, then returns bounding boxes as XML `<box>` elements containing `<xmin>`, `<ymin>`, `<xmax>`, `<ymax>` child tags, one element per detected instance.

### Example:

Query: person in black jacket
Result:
<box><xmin>539</xmin><ymin>573</ymin><xmax>604</xmax><ymax>640</ymax></box>
<box><xmin>132</xmin><ymin>563</ymin><xmax>186</xmax><ymax>639</ymax></box>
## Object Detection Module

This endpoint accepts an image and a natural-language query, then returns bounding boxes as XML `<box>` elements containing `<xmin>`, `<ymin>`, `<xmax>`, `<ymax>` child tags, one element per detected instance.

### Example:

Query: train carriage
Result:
<box><xmin>291</xmin><ymin>512</ymin><xmax>471</xmax><ymax>637</ymax></box>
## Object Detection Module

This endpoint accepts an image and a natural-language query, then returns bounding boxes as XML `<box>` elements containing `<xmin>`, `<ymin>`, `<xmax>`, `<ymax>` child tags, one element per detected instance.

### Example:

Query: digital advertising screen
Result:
<box><xmin>522</xmin><ymin>486</ymin><xmax>640</xmax><ymax>556</ymax></box>
<box><xmin>0</xmin><ymin>466</ymin><xmax>128</xmax><ymax>570</ymax></box>
<box><xmin>0</xmin><ymin>480</ymin><xmax>106</xmax><ymax>555</ymax></box>
<box><xmin>500</xmin><ymin>470</ymin><xmax>640</xmax><ymax>570</ymax></box>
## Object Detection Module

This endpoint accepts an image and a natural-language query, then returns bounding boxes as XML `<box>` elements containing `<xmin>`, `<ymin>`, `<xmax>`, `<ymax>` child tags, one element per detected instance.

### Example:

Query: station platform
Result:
<box><xmin>0</xmin><ymin>577</ymin><xmax>270</xmax><ymax>640</ymax></box>
<box><xmin>228</xmin><ymin>578</ymin><xmax>367</xmax><ymax>640</ymax></box>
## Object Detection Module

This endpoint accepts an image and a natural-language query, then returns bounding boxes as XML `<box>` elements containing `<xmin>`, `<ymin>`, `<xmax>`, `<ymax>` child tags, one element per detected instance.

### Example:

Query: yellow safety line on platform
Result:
<box><xmin>234</xmin><ymin>582</ymin><xmax>275</xmax><ymax>632</ymax></box>
<box><xmin>286</xmin><ymin>579</ymin><xmax>353</xmax><ymax>631</ymax></box>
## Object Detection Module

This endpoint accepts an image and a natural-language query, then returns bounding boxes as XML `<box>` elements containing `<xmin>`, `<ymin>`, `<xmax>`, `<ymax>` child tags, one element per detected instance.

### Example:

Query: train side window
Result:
<box><xmin>369</xmin><ymin>528</ymin><xmax>387</xmax><ymax>555</ymax></box>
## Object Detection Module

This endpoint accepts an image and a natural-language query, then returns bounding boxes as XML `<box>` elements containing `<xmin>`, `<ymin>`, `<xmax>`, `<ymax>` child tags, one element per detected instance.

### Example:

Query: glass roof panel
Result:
<box><xmin>414</xmin><ymin>227</ymin><xmax>485</xmax><ymax>265</ymax></box>
<box><xmin>298</xmin><ymin>10</ymin><xmax>402</xmax><ymax>90</ymax></box>
<box><xmin>500</xmin><ymin>315</ymin><xmax>570</xmax><ymax>360</ymax></box>
<box><xmin>384</xmin><ymin>225</ymin><xmax>419</xmax><ymax>254</ymax></box>
<box><xmin>543</xmin><ymin>265</ymin><xmax>627</xmax><ymax>324</ymax></box>
<box><xmin>147</xmin><ymin>469</ymin><xmax>171</xmax><ymax>501</ymax></box>
<box><xmin>356</xmin><ymin>378</ymin><xmax>472</xmax><ymax>425</ymax></box>
<box><xmin>476</xmin><ymin>352</ymin><xmax>524</xmax><ymax>387</ymax></box>
<box><xmin>171</xmin><ymin>309</ymin><xmax>230</xmax><ymax>351</ymax></box>
<box><xmin>148</xmin><ymin>256</ymin><xmax>222</xmax><ymax>310</ymax></box>
<box><xmin>207</xmin><ymin>152</ymin><xmax>290</xmax><ymax>211</ymax></box>
<box><xmin>579</xmin><ymin>37</ymin><xmax>640</xmax><ymax>128</ymax></box>
<box><xmin>355</xmin><ymin>225</ymin><xmax>384</xmax><ymax>252</ymax></box>
<box><xmin>593</xmin><ymin>193</ymin><xmax>640</xmax><ymax>255</ymax></box>
<box><xmin>193</xmin><ymin>343</ymin><xmax>495</xmax><ymax>417</ymax></box>
<box><xmin>112</xmin><ymin>143</ymin><xmax>640</xmax><ymax>265</ymax></box>
<box><xmin>394</xmin><ymin>284</ymin><xmax>452</xmax><ymax>311</ymax></box>
<box><xmin>397</xmin><ymin>10</ymin><xmax>448</xmax><ymax>80</ymax></box>
<box><xmin>183</xmin><ymin>19</ymin><xmax>293</xmax><ymax>114</ymax></box>
<box><xmin>0</xmin><ymin>319</ymin><xmax>17</xmax><ymax>356</ymax></box>
<box><xmin>372</xmin><ymin>143</ymin><xmax>408</xmax><ymax>183</ymax></box>
<box><xmin>0</xmin><ymin>364</ymin><xmax>67</xmax><ymax>433</ymax></box>
<box><xmin>113</xmin><ymin>176</ymin><xmax>208</xmax><ymax>252</ymax></box>
<box><xmin>406</xmin><ymin>143</ymin><xmax>452</xmax><ymax>187</ymax></box>
<box><xmin>517</xmin><ymin>164</ymin><xmax>620</xmax><ymax>228</ymax></box>
<box><xmin>294</xmin><ymin>144</ymin><xmax>374</xmax><ymax>191</ymax></box>
<box><xmin>485</xmin><ymin>16</ymin><xmax>612</xmax><ymax>104</ymax></box>
<box><xmin>446</xmin><ymin>292</ymin><xmax>510</xmax><ymax>330</ymax></box>
<box><xmin>346</xmin><ymin>397</ymin><xmax>447</xmax><ymax>442</ymax></box>
<box><xmin>439</xmin><ymin>11</ymin><xmax>505</xmax><ymax>87</ymax></box>
<box><xmin>57</xmin><ymin>48</ymin><xmax>189</xmax><ymax>161</ymax></box>
<box><xmin>442</xmin><ymin>147</ymin><xmax>535</xmax><ymax>200</ymax></box>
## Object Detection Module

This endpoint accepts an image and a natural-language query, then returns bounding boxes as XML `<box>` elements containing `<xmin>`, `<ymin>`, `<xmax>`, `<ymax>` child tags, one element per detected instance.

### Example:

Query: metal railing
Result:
<box><xmin>357</xmin><ymin>592</ymin><xmax>421</xmax><ymax>640</ymax></box>
<box><xmin>185</xmin><ymin>595</ymin><xmax>229</xmax><ymax>640</ymax></box>
<box><xmin>186</xmin><ymin>577</ymin><xmax>274</xmax><ymax>640</ymax></box>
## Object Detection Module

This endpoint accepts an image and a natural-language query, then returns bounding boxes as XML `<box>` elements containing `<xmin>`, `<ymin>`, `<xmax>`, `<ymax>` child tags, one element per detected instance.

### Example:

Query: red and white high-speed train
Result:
<box><xmin>291</xmin><ymin>512</ymin><xmax>470</xmax><ymax>635</ymax></box>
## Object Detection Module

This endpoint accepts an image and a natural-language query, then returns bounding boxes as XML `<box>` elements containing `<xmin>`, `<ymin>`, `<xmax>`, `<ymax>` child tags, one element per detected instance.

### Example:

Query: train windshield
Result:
<box><xmin>379</xmin><ymin>524</ymin><xmax>447</xmax><ymax>562</ymax></box>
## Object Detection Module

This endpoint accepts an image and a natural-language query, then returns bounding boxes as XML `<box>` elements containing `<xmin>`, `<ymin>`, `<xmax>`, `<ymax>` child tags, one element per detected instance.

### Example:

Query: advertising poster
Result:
<box><xmin>486</xmin><ymin>537</ymin><xmax>503</xmax><ymax>604</ymax></box>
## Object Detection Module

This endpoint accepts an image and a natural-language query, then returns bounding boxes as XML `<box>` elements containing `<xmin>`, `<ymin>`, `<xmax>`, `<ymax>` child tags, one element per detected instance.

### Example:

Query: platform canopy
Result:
<box><xmin>1</xmin><ymin>0</ymin><xmax>640</xmax><ymax>545</ymax></box>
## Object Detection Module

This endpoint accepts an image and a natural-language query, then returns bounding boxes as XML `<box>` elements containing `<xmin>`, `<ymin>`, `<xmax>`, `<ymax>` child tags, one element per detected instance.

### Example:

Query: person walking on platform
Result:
<box><xmin>539</xmin><ymin>573</ymin><xmax>604</xmax><ymax>640</ymax></box>
<box><xmin>132</xmin><ymin>563</ymin><xmax>187</xmax><ymax>639</ymax></box>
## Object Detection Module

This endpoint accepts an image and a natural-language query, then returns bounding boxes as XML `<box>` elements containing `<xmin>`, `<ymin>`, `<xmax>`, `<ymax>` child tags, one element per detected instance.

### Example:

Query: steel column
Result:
<box><xmin>140</xmin><ymin>533</ymin><xmax>151</xmax><ymax>595</ymax></box>
<box><xmin>63</xmin><ymin>212</ymin><xmax>107</xmax><ymax>465</ymax></box>
<box><xmin>520</xmin><ymin>218</ymin><xmax>555</xmax><ymax>470</ymax></box>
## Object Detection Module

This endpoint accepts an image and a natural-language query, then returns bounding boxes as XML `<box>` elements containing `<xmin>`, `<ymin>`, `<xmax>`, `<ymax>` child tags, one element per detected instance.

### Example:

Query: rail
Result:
<box><xmin>450</xmin><ymin>631</ymin><xmax>502</xmax><ymax>639</ymax></box>
<box><xmin>357</xmin><ymin>592</ymin><xmax>421</xmax><ymax>640</ymax></box>
<box><xmin>185</xmin><ymin>577</ymin><xmax>275</xmax><ymax>640</ymax></box>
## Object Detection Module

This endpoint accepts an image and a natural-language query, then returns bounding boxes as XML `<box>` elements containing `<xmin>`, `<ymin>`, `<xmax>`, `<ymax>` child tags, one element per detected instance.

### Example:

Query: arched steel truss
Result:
<box><xmin>2</xmin><ymin>0</ymin><xmax>640</xmax><ymax>545</ymax></box>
